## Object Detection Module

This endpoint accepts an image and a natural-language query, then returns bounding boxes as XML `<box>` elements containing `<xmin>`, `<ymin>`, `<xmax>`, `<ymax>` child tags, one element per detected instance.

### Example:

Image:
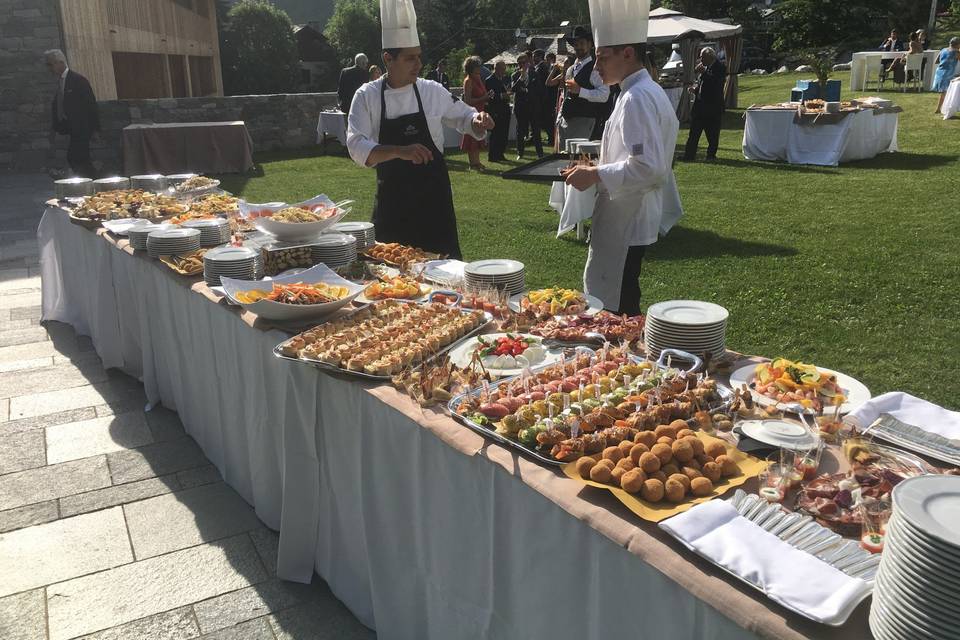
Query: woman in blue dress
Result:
<box><xmin>933</xmin><ymin>37</ymin><xmax>960</xmax><ymax>114</ymax></box>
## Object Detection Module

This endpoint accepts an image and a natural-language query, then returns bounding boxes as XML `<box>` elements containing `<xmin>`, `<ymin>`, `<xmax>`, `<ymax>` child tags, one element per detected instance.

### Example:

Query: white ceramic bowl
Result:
<box><xmin>241</xmin><ymin>195</ymin><xmax>350</xmax><ymax>242</ymax></box>
<box><xmin>220</xmin><ymin>263</ymin><xmax>364</xmax><ymax>321</ymax></box>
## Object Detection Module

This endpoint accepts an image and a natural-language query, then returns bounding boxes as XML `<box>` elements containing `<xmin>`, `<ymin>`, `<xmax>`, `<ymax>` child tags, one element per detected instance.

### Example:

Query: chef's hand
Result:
<box><xmin>562</xmin><ymin>165</ymin><xmax>601</xmax><ymax>191</ymax></box>
<box><xmin>471</xmin><ymin>112</ymin><xmax>495</xmax><ymax>134</ymax></box>
<box><xmin>565</xmin><ymin>78</ymin><xmax>581</xmax><ymax>95</ymax></box>
<box><xmin>397</xmin><ymin>143</ymin><xmax>434</xmax><ymax>164</ymax></box>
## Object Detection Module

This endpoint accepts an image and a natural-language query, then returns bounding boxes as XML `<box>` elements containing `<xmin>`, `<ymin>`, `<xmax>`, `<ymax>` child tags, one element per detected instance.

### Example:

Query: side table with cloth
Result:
<box><xmin>40</xmin><ymin>206</ymin><xmax>879</xmax><ymax>640</ymax></box>
<box><xmin>850</xmin><ymin>51</ymin><xmax>940</xmax><ymax>91</ymax></box>
<box><xmin>743</xmin><ymin>108</ymin><xmax>899</xmax><ymax>166</ymax></box>
<box><xmin>123</xmin><ymin>121</ymin><xmax>254</xmax><ymax>175</ymax></box>
<box><xmin>941</xmin><ymin>78</ymin><xmax>960</xmax><ymax>119</ymax></box>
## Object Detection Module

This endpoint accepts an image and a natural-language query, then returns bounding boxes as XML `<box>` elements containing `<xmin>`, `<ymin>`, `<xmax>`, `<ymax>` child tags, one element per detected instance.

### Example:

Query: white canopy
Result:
<box><xmin>647</xmin><ymin>9</ymin><xmax>741</xmax><ymax>43</ymax></box>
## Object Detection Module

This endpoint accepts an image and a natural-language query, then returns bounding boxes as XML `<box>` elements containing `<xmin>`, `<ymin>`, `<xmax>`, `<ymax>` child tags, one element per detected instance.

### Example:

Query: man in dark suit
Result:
<box><xmin>485</xmin><ymin>61</ymin><xmax>511</xmax><ymax>162</ymax></box>
<box><xmin>46</xmin><ymin>49</ymin><xmax>99</xmax><ymax>178</ymax></box>
<box><xmin>512</xmin><ymin>53</ymin><xmax>540</xmax><ymax>159</ymax></box>
<box><xmin>878</xmin><ymin>30</ymin><xmax>904</xmax><ymax>81</ymax></box>
<box><xmin>683</xmin><ymin>47</ymin><xmax>726</xmax><ymax>162</ymax></box>
<box><xmin>337</xmin><ymin>53</ymin><xmax>369</xmax><ymax>113</ymax></box>
<box><xmin>524</xmin><ymin>49</ymin><xmax>549</xmax><ymax>158</ymax></box>
<box><xmin>426</xmin><ymin>59</ymin><xmax>450</xmax><ymax>89</ymax></box>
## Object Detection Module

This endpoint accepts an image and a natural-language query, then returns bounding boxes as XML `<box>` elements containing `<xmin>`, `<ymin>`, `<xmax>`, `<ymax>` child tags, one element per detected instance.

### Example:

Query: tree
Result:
<box><xmin>220</xmin><ymin>0</ymin><xmax>301</xmax><ymax>95</ymax></box>
<box><xmin>522</xmin><ymin>0</ymin><xmax>587</xmax><ymax>29</ymax></box>
<box><xmin>324</xmin><ymin>0</ymin><xmax>381</xmax><ymax>67</ymax></box>
<box><xmin>443</xmin><ymin>42</ymin><xmax>477</xmax><ymax>84</ymax></box>
<box><xmin>471</xmin><ymin>0</ymin><xmax>528</xmax><ymax>60</ymax></box>
<box><xmin>772</xmin><ymin>0</ymin><xmax>879</xmax><ymax>52</ymax></box>
<box><xmin>661</xmin><ymin>0</ymin><xmax>758</xmax><ymax>27</ymax></box>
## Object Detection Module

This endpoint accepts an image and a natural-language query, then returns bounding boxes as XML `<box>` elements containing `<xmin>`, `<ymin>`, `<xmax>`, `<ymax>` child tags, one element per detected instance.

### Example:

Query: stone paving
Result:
<box><xmin>0</xmin><ymin>174</ymin><xmax>375</xmax><ymax>640</ymax></box>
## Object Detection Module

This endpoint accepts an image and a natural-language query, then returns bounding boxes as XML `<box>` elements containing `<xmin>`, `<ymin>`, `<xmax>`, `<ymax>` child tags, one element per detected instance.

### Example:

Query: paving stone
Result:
<box><xmin>145</xmin><ymin>405</ymin><xmax>186</xmax><ymax>442</ymax></box>
<box><xmin>125</xmin><ymin>482</ymin><xmax>262</xmax><ymax>560</ymax></box>
<box><xmin>0</xmin><ymin>406</ymin><xmax>98</xmax><ymax>434</ymax></box>
<box><xmin>0</xmin><ymin>499</ymin><xmax>59</xmax><ymax>533</ymax></box>
<box><xmin>0</xmin><ymin>355</ymin><xmax>54</xmax><ymax>372</ymax></box>
<box><xmin>8</xmin><ymin>380</ymin><xmax>145</xmax><ymax>420</ymax></box>
<box><xmin>0</xmin><ymin>588</ymin><xmax>46</xmax><ymax>640</ymax></box>
<box><xmin>47</xmin><ymin>534</ymin><xmax>267</xmax><ymax>640</ymax></box>
<box><xmin>107</xmin><ymin>437</ymin><xmax>209</xmax><ymax>484</ymax></box>
<box><xmin>0</xmin><ymin>360</ymin><xmax>109</xmax><ymax>399</ymax></box>
<box><xmin>0</xmin><ymin>339</ymin><xmax>61</xmax><ymax>364</ymax></box>
<box><xmin>194</xmin><ymin>579</ymin><xmax>317</xmax><ymax>634</ymax></box>
<box><xmin>0</xmin><ymin>326</ymin><xmax>48</xmax><ymax>347</ymax></box>
<box><xmin>200</xmin><ymin>617</ymin><xmax>274</xmax><ymax>640</ymax></box>
<box><xmin>60</xmin><ymin>474</ymin><xmax>181</xmax><ymax>518</ymax></box>
<box><xmin>0</xmin><ymin>427</ymin><xmax>45</xmax><ymax>473</ymax></box>
<box><xmin>268</xmin><ymin>583</ymin><xmax>375</xmax><ymax>640</ymax></box>
<box><xmin>9</xmin><ymin>305</ymin><xmax>41</xmax><ymax>320</ymax></box>
<box><xmin>75</xmin><ymin>606</ymin><xmax>199</xmax><ymax>640</ymax></box>
<box><xmin>0</xmin><ymin>506</ymin><xmax>133</xmax><ymax>597</ymax></box>
<box><xmin>0</xmin><ymin>290</ymin><xmax>41</xmax><ymax>309</ymax></box>
<box><xmin>176</xmin><ymin>464</ymin><xmax>222</xmax><ymax>489</ymax></box>
<box><xmin>0</xmin><ymin>318</ymin><xmax>34</xmax><ymax>331</ymax></box>
<box><xmin>46</xmin><ymin>412</ymin><xmax>153</xmax><ymax>464</ymax></box>
<box><xmin>249</xmin><ymin>528</ymin><xmax>279</xmax><ymax>578</ymax></box>
<box><xmin>0</xmin><ymin>455</ymin><xmax>111</xmax><ymax>511</ymax></box>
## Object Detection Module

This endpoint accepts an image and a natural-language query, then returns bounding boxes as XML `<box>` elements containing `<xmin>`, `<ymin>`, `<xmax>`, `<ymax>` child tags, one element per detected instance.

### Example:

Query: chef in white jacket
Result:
<box><xmin>562</xmin><ymin>0</ymin><xmax>683</xmax><ymax>315</ymax></box>
<box><xmin>346</xmin><ymin>0</ymin><xmax>494</xmax><ymax>259</ymax></box>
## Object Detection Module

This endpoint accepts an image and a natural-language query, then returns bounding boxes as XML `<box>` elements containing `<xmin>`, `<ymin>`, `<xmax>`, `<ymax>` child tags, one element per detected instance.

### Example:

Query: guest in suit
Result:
<box><xmin>45</xmin><ymin>49</ymin><xmax>99</xmax><ymax>179</ymax></box>
<box><xmin>426</xmin><ymin>60</ymin><xmax>450</xmax><ymax>89</ymax></box>
<box><xmin>526</xmin><ymin>49</ymin><xmax>550</xmax><ymax>157</ymax></box>
<box><xmin>683</xmin><ymin>47</ymin><xmax>726</xmax><ymax>161</ymax></box>
<box><xmin>543</xmin><ymin>52</ymin><xmax>559</xmax><ymax>146</ymax></box>
<box><xmin>511</xmin><ymin>53</ymin><xmax>542</xmax><ymax>159</ymax></box>
<box><xmin>879</xmin><ymin>30</ymin><xmax>904</xmax><ymax>81</ymax></box>
<box><xmin>337</xmin><ymin>53</ymin><xmax>370</xmax><ymax>113</ymax></box>
<box><xmin>485</xmin><ymin>61</ymin><xmax>511</xmax><ymax>162</ymax></box>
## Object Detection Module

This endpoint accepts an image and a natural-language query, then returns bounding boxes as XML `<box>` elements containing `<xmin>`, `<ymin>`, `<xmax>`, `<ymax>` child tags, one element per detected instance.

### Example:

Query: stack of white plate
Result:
<box><xmin>644</xmin><ymin>300</ymin><xmax>729</xmax><ymax>359</ymax></box>
<box><xmin>870</xmin><ymin>475</ymin><xmax>960</xmax><ymax>640</ymax></box>
<box><xmin>146</xmin><ymin>228</ymin><xmax>201</xmax><ymax>258</ymax></box>
<box><xmin>182</xmin><ymin>218</ymin><xmax>230</xmax><ymax>247</ymax></box>
<box><xmin>128</xmin><ymin>223</ymin><xmax>168</xmax><ymax>251</ymax></box>
<box><xmin>203</xmin><ymin>246</ymin><xmax>261</xmax><ymax>287</ymax></box>
<box><xmin>328</xmin><ymin>222</ymin><xmax>375</xmax><ymax>250</ymax></box>
<box><xmin>464</xmin><ymin>259</ymin><xmax>526</xmax><ymax>296</ymax></box>
<box><xmin>310</xmin><ymin>233</ymin><xmax>357</xmax><ymax>269</ymax></box>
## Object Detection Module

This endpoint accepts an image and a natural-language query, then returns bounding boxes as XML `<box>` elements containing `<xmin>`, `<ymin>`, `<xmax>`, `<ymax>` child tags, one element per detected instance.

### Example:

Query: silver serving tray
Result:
<box><xmin>660</xmin><ymin>489</ymin><xmax>877</xmax><ymax>627</ymax></box>
<box><xmin>272</xmin><ymin>302</ymin><xmax>494</xmax><ymax>381</ymax></box>
<box><xmin>864</xmin><ymin>413</ymin><xmax>960</xmax><ymax>467</ymax></box>
<box><xmin>448</xmin><ymin>349</ymin><xmax>730</xmax><ymax>467</ymax></box>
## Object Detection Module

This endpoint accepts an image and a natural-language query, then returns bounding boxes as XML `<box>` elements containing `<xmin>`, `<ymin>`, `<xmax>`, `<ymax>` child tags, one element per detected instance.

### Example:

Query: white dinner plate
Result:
<box><xmin>446</xmin><ymin>333</ymin><xmax>563</xmax><ymax>377</ymax></box>
<box><xmin>221</xmin><ymin>263</ymin><xmax>363</xmax><ymax>321</ymax></box>
<box><xmin>893</xmin><ymin>475</ymin><xmax>960</xmax><ymax>549</ymax></box>
<box><xmin>204</xmin><ymin>246</ymin><xmax>257</xmax><ymax>262</ymax></box>
<box><xmin>464</xmin><ymin>259</ymin><xmax>525</xmax><ymax>276</ymax></box>
<box><xmin>420</xmin><ymin>259</ymin><xmax>467</xmax><ymax>285</ymax></box>
<box><xmin>102</xmin><ymin>218</ymin><xmax>153</xmax><ymax>236</ymax></box>
<box><xmin>729</xmin><ymin>362</ymin><xmax>871</xmax><ymax>415</ymax></box>
<box><xmin>507</xmin><ymin>291</ymin><xmax>603</xmax><ymax>316</ymax></box>
<box><xmin>646</xmin><ymin>300</ymin><xmax>729</xmax><ymax>326</ymax></box>
<box><xmin>738</xmin><ymin>418</ymin><xmax>820</xmax><ymax>450</ymax></box>
<box><xmin>877</xmin><ymin>565</ymin><xmax>960</xmax><ymax>629</ymax></box>
<box><xmin>875</xmin><ymin>572</ymin><xmax>960</xmax><ymax>639</ymax></box>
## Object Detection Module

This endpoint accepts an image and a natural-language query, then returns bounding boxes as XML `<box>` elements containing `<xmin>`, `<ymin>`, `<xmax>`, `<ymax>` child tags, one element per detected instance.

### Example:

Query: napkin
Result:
<box><xmin>847</xmin><ymin>392</ymin><xmax>960</xmax><ymax>442</ymax></box>
<box><xmin>659</xmin><ymin>500</ymin><xmax>872</xmax><ymax>625</ymax></box>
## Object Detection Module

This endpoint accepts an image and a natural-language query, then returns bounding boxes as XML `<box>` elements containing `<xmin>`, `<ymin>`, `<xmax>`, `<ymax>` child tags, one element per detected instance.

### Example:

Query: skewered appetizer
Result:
<box><xmin>77</xmin><ymin>189</ymin><xmax>184</xmax><ymax>221</ymax></box>
<box><xmin>531</xmin><ymin>311</ymin><xmax>645</xmax><ymax>344</ymax></box>
<box><xmin>170</xmin><ymin>194</ymin><xmax>238</xmax><ymax>224</ymax></box>
<box><xmin>279</xmin><ymin>300</ymin><xmax>486</xmax><ymax>376</ymax></box>
<box><xmin>363</xmin><ymin>242</ymin><xmax>440</xmax><ymax>269</ymax></box>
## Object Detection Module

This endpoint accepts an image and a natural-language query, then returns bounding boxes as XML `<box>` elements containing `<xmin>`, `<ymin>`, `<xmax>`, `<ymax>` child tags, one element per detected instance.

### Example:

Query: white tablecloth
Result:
<box><xmin>941</xmin><ymin>78</ymin><xmax>960</xmax><ymax>119</ymax></box>
<box><xmin>318</xmin><ymin>110</ymin><xmax>518</xmax><ymax>149</ymax></box>
<box><xmin>849</xmin><ymin>51</ymin><xmax>939</xmax><ymax>91</ymax></box>
<box><xmin>549</xmin><ymin>181</ymin><xmax>596</xmax><ymax>238</ymax></box>
<box><xmin>742</xmin><ymin>109</ymin><xmax>898</xmax><ymax>166</ymax></box>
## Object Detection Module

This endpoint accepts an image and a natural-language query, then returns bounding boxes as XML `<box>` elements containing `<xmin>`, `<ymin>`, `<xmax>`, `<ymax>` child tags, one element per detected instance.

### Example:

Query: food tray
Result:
<box><xmin>861</xmin><ymin>413</ymin><xmax>960</xmax><ymax>467</ymax></box>
<box><xmin>67</xmin><ymin>212</ymin><xmax>102</xmax><ymax>229</ymax></box>
<box><xmin>448</xmin><ymin>350</ymin><xmax>732</xmax><ymax>467</ymax></box>
<box><xmin>361</xmin><ymin>243</ymin><xmax>443</xmax><ymax>269</ymax></box>
<box><xmin>159</xmin><ymin>251</ymin><xmax>206</xmax><ymax>276</ymax></box>
<box><xmin>660</xmin><ymin>489</ymin><xmax>877</xmax><ymax>626</ymax></box>
<box><xmin>272</xmin><ymin>302</ymin><xmax>494</xmax><ymax>381</ymax></box>
<box><xmin>500</xmin><ymin>154</ymin><xmax>574</xmax><ymax>183</ymax></box>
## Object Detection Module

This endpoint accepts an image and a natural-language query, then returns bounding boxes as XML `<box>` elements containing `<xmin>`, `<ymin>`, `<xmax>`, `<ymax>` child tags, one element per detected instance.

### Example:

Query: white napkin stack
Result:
<box><xmin>847</xmin><ymin>391</ymin><xmax>960</xmax><ymax>442</ymax></box>
<box><xmin>659</xmin><ymin>500</ymin><xmax>872</xmax><ymax>625</ymax></box>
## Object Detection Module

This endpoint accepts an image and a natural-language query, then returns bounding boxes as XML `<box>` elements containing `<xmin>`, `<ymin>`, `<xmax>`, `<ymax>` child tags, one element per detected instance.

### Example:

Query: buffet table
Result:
<box><xmin>941</xmin><ymin>78</ymin><xmax>960</xmax><ymax>119</ymax></box>
<box><xmin>849</xmin><ymin>51</ymin><xmax>939</xmax><ymax>92</ymax></box>
<box><xmin>122</xmin><ymin>121</ymin><xmax>255</xmax><ymax>175</ymax></box>
<box><xmin>742</xmin><ymin>108</ymin><xmax>899</xmax><ymax>166</ymax></box>
<box><xmin>38</xmin><ymin>207</ymin><xmax>874</xmax><ymax>640</ymax></box>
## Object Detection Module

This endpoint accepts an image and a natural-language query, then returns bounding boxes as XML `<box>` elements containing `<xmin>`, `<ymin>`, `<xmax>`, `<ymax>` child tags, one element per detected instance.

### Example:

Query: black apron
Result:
<box><xmin>371</xmin><ymin>80</ymin><xmax>462</xmax><ymax>259</ymax></box>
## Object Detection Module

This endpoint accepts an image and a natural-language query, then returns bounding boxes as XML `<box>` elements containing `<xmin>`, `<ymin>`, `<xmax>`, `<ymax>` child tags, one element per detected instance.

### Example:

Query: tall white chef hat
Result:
<box><xmin>588</xmin><ymin>0</ymin><xmax>650</xmax><ymax>48</ymax></box>
<box><xmin>381</xmin><ymin>0</ymin><xmax>420</xmax><ymax>49</ymax></box>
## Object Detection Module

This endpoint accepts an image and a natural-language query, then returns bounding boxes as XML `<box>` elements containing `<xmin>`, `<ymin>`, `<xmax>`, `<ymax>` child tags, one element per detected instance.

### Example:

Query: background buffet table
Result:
<box><xmin>39</xmin><ymin>207</ymin><xmax>872</xmax><ymax>640</ymax></box>
<box><xmin>122</xmin><ymin>121</ymin><xmax>255</xmax><ymax>175</ymax></box>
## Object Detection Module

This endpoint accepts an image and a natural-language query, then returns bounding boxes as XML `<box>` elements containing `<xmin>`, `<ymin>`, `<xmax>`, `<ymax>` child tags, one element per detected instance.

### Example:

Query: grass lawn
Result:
<box><xmin>219</xmin><ymin>71</ymin><xmax>960</xmax><ymax>408</ymax></box>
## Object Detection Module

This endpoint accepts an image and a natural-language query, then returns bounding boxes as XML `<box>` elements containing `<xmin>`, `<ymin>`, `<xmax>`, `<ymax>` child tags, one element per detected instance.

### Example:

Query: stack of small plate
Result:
<box><xmin>644</xmin><ymin>300</ymin><xmax>729</xmax><ymax>359</ymax></box>
<box><xmin>464</xmin><ymin>259</ymin><xmax>526</xmax><ymax>296</ymax></box>
<box><xmin>203</xmin><ymin>246</ymin><xmax>261</xmax><ymax>287</ymax></box>
<box><xmin>328</xmin><ymin>222</ymin><xmax>375</xmax><ymax>250</ymax></box>
<box><xmin>870</xmin><ymin>475</ymin><xmax>960</xmax><ymax>640</ymax></box>
<box><xmin>310</xmin><ymin>233</ymin><xmax>357</xmax><ymax>269</ymax></box>
<box><xmin>128</xmin><ymin>223</ymin><xmax>168</xmax><ymax>251</ymax></box>
<box><xmin>146</xmin><ymin>228</ymin><xmax>201</xmax><ymax>258</ymax></box>
<box><xmin>182</xmin><ymin>218</ymin><xmax>230</xmax><ymax>247</ymax></box>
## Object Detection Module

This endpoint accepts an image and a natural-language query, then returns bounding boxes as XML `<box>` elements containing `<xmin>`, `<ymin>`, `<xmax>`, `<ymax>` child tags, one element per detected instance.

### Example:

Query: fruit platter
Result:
<box><xmin>730</xmin><ymin>358</ymin><xmax>871</xmax><ymax>415</ymax></box>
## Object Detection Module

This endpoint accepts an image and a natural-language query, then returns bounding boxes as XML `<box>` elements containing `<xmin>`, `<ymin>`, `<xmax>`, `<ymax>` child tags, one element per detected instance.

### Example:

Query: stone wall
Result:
<box><xmin>0</xmin><ymin>0</ymin><xmax>65</xmax><ymax>172</ymax></box>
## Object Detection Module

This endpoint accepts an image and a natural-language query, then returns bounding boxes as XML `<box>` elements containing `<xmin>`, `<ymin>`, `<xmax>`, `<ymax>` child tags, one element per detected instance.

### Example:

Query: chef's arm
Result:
<box><xmin>441</xmin><ymin>88</ymin><xmax>486</xmax><ymax>140</ymax></box>
<box><xmin>364</xmin><ymin>144</ymin><xmax>434</xmax><ymax>167</ymax></box>
<box><xmin>578</xmin><ymin>69</ymin><xmax>611</xmax><ymax>102</ymax></box>
<box><xmin>596</xmin><ymin>101</ymin><xmax>667</xmax><ymax>197</ymax></box>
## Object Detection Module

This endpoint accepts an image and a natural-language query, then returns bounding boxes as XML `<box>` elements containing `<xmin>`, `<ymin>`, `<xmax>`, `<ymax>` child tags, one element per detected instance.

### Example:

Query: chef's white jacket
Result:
<box><xmin>346</xmin><ymin>77</ymin><xmax>482</xmax><ymax>167</ymax></box>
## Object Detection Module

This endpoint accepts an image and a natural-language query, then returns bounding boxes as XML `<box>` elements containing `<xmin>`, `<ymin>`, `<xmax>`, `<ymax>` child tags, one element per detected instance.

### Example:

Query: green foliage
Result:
<box><xmin>471</xmin><ymin>0</ymin><xmax>528</xmax><ymax>60</ymax></box>
<box><xmin>418</xmin><ymin>0</ymin><xmax>478</xmax><ymax>64</ymax></box>
<box><xmin>521</xmin><ymin>0</ymin><xmax>585</xmax><ymax>29</ymax></box>
<box><xmin>660</xmin><ymin>0</ymin><xmax>759</xmax><ymax>27</ymax></box>
<box><xmin>772</xmin><ymin>0</ymin><xmax>878</xmax><ymax>52</ymax></box>
<box><xmin>324</xmin><ymin>0</ymin><xmax>381</xmax><ymax>66</ymax></box>
<box><xmin>220</xmin><ymin>0</ymin><xmax>300</xmax><ymax>95</ymax></box>
<box><xmin>443</xmin><ymin>42</ymin><xmax>477</xmax><ymax>85</ymax></box>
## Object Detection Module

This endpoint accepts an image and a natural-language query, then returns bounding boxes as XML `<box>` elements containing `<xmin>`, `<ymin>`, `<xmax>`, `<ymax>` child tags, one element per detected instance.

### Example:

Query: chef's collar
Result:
<box><xmin>620</xmin><ymin>68</ymin><xmax>648</xmax><ymax>92</ymax></box>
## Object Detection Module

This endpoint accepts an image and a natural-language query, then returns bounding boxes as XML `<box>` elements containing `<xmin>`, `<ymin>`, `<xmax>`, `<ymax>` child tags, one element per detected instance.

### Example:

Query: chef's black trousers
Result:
<box><xmin>617</xmin><ymin>245</ymin><xmax>646</xmax><ymax>316</ymax></box>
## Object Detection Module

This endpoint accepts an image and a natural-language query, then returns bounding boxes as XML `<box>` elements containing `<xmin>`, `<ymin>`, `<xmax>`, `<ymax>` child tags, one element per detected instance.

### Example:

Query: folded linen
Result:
<box><xmin>847</xmin><ymin>391</ymin><xmax>960</xmax><ymax>442</ymax></box>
